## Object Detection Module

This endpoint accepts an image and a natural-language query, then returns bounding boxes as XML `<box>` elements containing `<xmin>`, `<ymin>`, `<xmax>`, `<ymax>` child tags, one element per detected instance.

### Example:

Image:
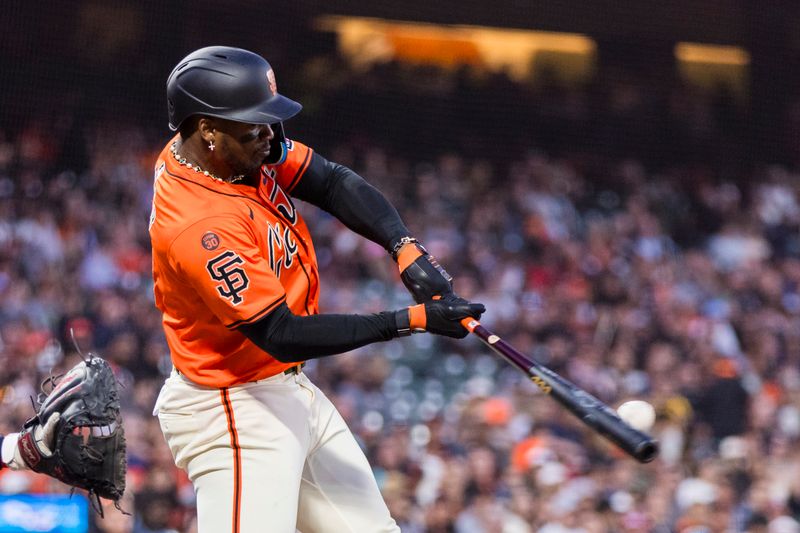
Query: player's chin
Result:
<box><xmin>253</xmin><ymin>148</ymin><xmax>270</xmax><ymax>167</ymax></box>
<box><xmin>242</xmin><ymin>154</ymin><xmax>269</xmax><ymax>173</ymax></box>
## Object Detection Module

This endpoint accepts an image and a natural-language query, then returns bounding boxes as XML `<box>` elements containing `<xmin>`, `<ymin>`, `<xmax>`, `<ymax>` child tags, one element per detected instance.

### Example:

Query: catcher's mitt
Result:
<box><xmin>17</xmin><ymin>355</ymin><xmax>126</xmax><ymax>510</ymax></box>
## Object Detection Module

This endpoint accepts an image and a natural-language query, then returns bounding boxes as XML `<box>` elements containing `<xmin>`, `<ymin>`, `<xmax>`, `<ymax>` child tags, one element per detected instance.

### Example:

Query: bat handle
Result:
<box><xmin>461</xmin><ymin>317</ymin><xmax>480</xmax><ymax>332</ymax></box>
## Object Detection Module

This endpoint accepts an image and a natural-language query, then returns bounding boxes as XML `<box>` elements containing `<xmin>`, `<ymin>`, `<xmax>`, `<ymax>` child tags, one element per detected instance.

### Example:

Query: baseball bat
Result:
<box><xmin>461</xmin><ymin>318</ymin><xmax>659</xmax><ymax>463</ymax></box>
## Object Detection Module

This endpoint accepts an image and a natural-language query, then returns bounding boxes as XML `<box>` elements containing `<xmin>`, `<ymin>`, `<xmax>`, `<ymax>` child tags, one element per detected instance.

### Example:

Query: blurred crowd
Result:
<box><xmin>2</xmin><ymin>60</ymin><xmax>800</xmax><ymax>533</ymax></box>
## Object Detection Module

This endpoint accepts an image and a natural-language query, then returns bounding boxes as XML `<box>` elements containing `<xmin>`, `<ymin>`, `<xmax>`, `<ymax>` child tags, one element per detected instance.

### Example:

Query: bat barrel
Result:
<box><xmin>461</xmin><ymin>318</ymin><xmax>659</xmax><ymax>463</ymax></box>
<box><xmin>534</xmin><ymin>363</ymin><xmax>660</xmax><ymax>463</ymax></box>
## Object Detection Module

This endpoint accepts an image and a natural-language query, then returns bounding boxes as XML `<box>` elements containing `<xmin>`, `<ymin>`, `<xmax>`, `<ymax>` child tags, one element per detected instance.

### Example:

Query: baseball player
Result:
<box><xmin>150</xmin><ymin>46</ymin><xmax>484</xmax><ymax>533</ymax></box>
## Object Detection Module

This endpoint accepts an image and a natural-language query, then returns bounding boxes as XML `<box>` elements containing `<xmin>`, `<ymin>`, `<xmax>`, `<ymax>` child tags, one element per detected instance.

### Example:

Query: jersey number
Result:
<box><xmin>206</xmin><ymin>251</ymin><xmax>250</xmax><ymax>305</ymax></box>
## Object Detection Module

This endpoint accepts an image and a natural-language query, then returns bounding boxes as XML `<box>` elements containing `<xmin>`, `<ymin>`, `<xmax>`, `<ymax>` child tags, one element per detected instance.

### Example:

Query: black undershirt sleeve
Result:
<box><xmin>241</xmin><ymin>151</ymin><xmax>414</xmax><ymax>360</ymax></box>
<box><xmin>290</xmin><ymin>151</ymin><xmax>411</xmax><ymax>253</ymax></box>
<box><xmin>238</xmin><ymin>302</ymin><xmax>402</xmax><ymax>362</ymax></box>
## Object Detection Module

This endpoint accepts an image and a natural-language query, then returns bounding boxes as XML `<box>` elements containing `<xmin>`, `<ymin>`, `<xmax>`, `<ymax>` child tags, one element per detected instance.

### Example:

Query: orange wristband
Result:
<box><xmin>397</xmin><ymin>243</ymin><xmax>424</xmax><ymax>272</ymax></box>
<box><xmin>408</xmin><ymin>303</ymin><xmax>427</xmax><ymax>331</ymax></box>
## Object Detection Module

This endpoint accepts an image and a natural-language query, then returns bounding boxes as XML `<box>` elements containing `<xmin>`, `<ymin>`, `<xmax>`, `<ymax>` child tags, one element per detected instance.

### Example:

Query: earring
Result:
<box><xmin>208</xmin><ymin>140</ymin><xmax>215</xmax><ymax>151</ymax></box>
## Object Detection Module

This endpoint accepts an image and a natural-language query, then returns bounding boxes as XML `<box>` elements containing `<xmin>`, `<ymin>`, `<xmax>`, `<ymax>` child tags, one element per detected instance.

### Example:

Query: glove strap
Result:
<box><xmin>408</xmin><ymin>304</ymin><xmax>427</xmax><ymax>332</ymax></box>
<box><xmin>395</xmin><ymin>309</ymin><xmax>412</xmax><ymax>337</ymax></box>
<box><xmin>397</xmin><ymin>244</ymin><xmax>425</xmax><ymax>273</ymax></box>
<box><xmin>15</xmin><ymin>428</ymin><xmax>42</xmax><ymax>470</ymax></box>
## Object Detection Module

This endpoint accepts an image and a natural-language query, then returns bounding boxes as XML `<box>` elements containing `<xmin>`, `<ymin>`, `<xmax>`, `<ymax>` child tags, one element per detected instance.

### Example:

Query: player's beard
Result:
<box><xmin>223</xmin><ymin>151</ymin><xmax>264</xmax><ymax>179</ymax></box>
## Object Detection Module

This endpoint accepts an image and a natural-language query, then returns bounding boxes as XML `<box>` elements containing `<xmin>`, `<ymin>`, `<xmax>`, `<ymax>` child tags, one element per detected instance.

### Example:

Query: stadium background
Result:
<box><xmin>2</xmin><ymin>1</ymin><xmax>800</xmax><ymax>531</ymax></box>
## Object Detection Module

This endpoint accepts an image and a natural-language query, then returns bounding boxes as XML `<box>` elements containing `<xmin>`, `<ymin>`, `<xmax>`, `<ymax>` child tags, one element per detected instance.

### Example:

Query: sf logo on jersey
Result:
<box><xmin>267</xmin><ymin>221</ymin><xmax>298</xmax><ymax>277</ymax></box>
<box><xmin>206</xmin><ymin>251</ymin><xmax>250</xmax><ymax>305</ymax></box>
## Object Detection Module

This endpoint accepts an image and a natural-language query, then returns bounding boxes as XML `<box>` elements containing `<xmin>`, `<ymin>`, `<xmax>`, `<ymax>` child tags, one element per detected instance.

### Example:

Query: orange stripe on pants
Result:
<box><xmin>220</xmin><ymin>389</ymin><xmax>242</xmax><ymax>533</ymax></box>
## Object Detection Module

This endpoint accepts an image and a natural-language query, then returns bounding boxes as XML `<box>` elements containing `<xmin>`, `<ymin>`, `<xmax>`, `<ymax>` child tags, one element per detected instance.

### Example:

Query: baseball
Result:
<box><xmin>617</xmin><ymin>400</ymin><xmax>656</xmax><ymax>432</ymax></box>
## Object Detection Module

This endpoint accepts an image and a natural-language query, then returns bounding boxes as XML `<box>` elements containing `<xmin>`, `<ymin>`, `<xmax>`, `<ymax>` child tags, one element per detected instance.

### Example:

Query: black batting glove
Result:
<box><xmin>393</xmin><ymin>237</ymin><xmax>453</xmax><ymax>303</ymax></box>
<box><xmin>396</xmin><ymin>296</ymin><xmax>485</xmax><ymax>339</ymax></box>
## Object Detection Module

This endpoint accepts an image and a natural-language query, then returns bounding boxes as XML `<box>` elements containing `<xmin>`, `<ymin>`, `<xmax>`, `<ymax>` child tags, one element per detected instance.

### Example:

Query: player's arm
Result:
<box><xmin>291</xmin><ymin>151</ymin><xmax>455</xmax><ymax>303</ymax></box>
<box><xmin>172</xmin><ymin>216</ymin><xmax>484</xmax><ymax>360</ymax></box>
<box><xmin>238</xmin><ymin>297</ymin><xmax>485</xmax><ymax>362</ymax></box>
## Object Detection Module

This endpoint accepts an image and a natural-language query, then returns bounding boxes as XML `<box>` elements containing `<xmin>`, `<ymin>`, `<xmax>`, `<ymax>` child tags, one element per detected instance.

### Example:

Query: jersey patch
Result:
<box><xmin>202</xmin><ymin>231</ymin><xmax>220</xmax><ymax>251</ymax></box>
<box><xmin>206</xmin><ymin>251</ymin><xmax>250</xmax><ymax>305</ymax></box>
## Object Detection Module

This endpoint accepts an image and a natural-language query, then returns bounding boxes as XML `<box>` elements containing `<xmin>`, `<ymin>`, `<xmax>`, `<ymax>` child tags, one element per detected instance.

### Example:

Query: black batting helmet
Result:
<box><xmin>166</xmin><ymin>46</ymin><xmax>302</xmax><ymax>131</ymax></box>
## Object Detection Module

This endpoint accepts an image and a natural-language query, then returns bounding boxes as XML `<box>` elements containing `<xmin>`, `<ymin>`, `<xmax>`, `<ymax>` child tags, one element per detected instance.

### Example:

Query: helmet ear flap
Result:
<box><xmin>264</xmin><ymin>122</ymin><xmax>287</xmax><ymax>165</ymax></box>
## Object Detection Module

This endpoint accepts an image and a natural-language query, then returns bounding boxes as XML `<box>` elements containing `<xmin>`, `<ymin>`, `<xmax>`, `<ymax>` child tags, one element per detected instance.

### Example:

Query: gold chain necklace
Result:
<box><xmin>170</xmin><ymin>142</ymin><xmax>243</xmax><ymax>183</ymax></box>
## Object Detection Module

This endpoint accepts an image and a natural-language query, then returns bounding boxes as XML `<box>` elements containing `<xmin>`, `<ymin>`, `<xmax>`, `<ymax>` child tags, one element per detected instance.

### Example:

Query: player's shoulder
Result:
<box><xmin>151</xmin><ymin>185</ymin><xmax>253</xmax><ymax>255</ymax></box>
<box><xmin>267</xmin><ymin>138</ymin><xmax>312</xmax><ymax>168</ymax></box>
<box><xmin>163</xmin><ymin>211</ymin><xmax>256</xmax><ymax>264</ymax></box>
<box><xmin>263</xmin><ymin>139</ymin><xmax>315</xmax><ymax>192</ymax></box>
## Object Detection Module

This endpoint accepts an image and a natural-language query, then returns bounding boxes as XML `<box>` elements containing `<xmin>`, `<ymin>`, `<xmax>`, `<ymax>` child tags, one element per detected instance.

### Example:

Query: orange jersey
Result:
<box><xmin>150</xmin><ymin>136</ymin><xmax>319</xmax><ymax>387</ymax></box>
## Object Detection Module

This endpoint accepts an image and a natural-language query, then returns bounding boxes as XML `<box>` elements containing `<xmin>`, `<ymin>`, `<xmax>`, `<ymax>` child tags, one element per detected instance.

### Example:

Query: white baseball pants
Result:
<box><xmin>155</xmin><ymin>369</ymin><xmax>399</xmax><ymax>533</ymax></box>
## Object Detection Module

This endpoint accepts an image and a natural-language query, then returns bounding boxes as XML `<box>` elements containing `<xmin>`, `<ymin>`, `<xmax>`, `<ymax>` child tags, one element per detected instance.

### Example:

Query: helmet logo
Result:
<box><xmin>266</xmin><ymin>69</ymin><xmax>277</xmax><ymax>96</ymax></box>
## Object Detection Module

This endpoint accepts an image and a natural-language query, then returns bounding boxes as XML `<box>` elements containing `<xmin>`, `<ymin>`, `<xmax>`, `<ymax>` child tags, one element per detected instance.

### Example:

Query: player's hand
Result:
<box><xmin>394</xmin><ymin>239</ymin><xmax>453</xmax><ymax>303</ymax></box>
<box><xmin>406</xmin><ymin>296</ymin><xmax>485</xmax><ymax>339</ymax></box>
<box><xmin>4</xmin><ymin>413</ymin><xmax>60</xmax><ymax>470</ymax></box>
